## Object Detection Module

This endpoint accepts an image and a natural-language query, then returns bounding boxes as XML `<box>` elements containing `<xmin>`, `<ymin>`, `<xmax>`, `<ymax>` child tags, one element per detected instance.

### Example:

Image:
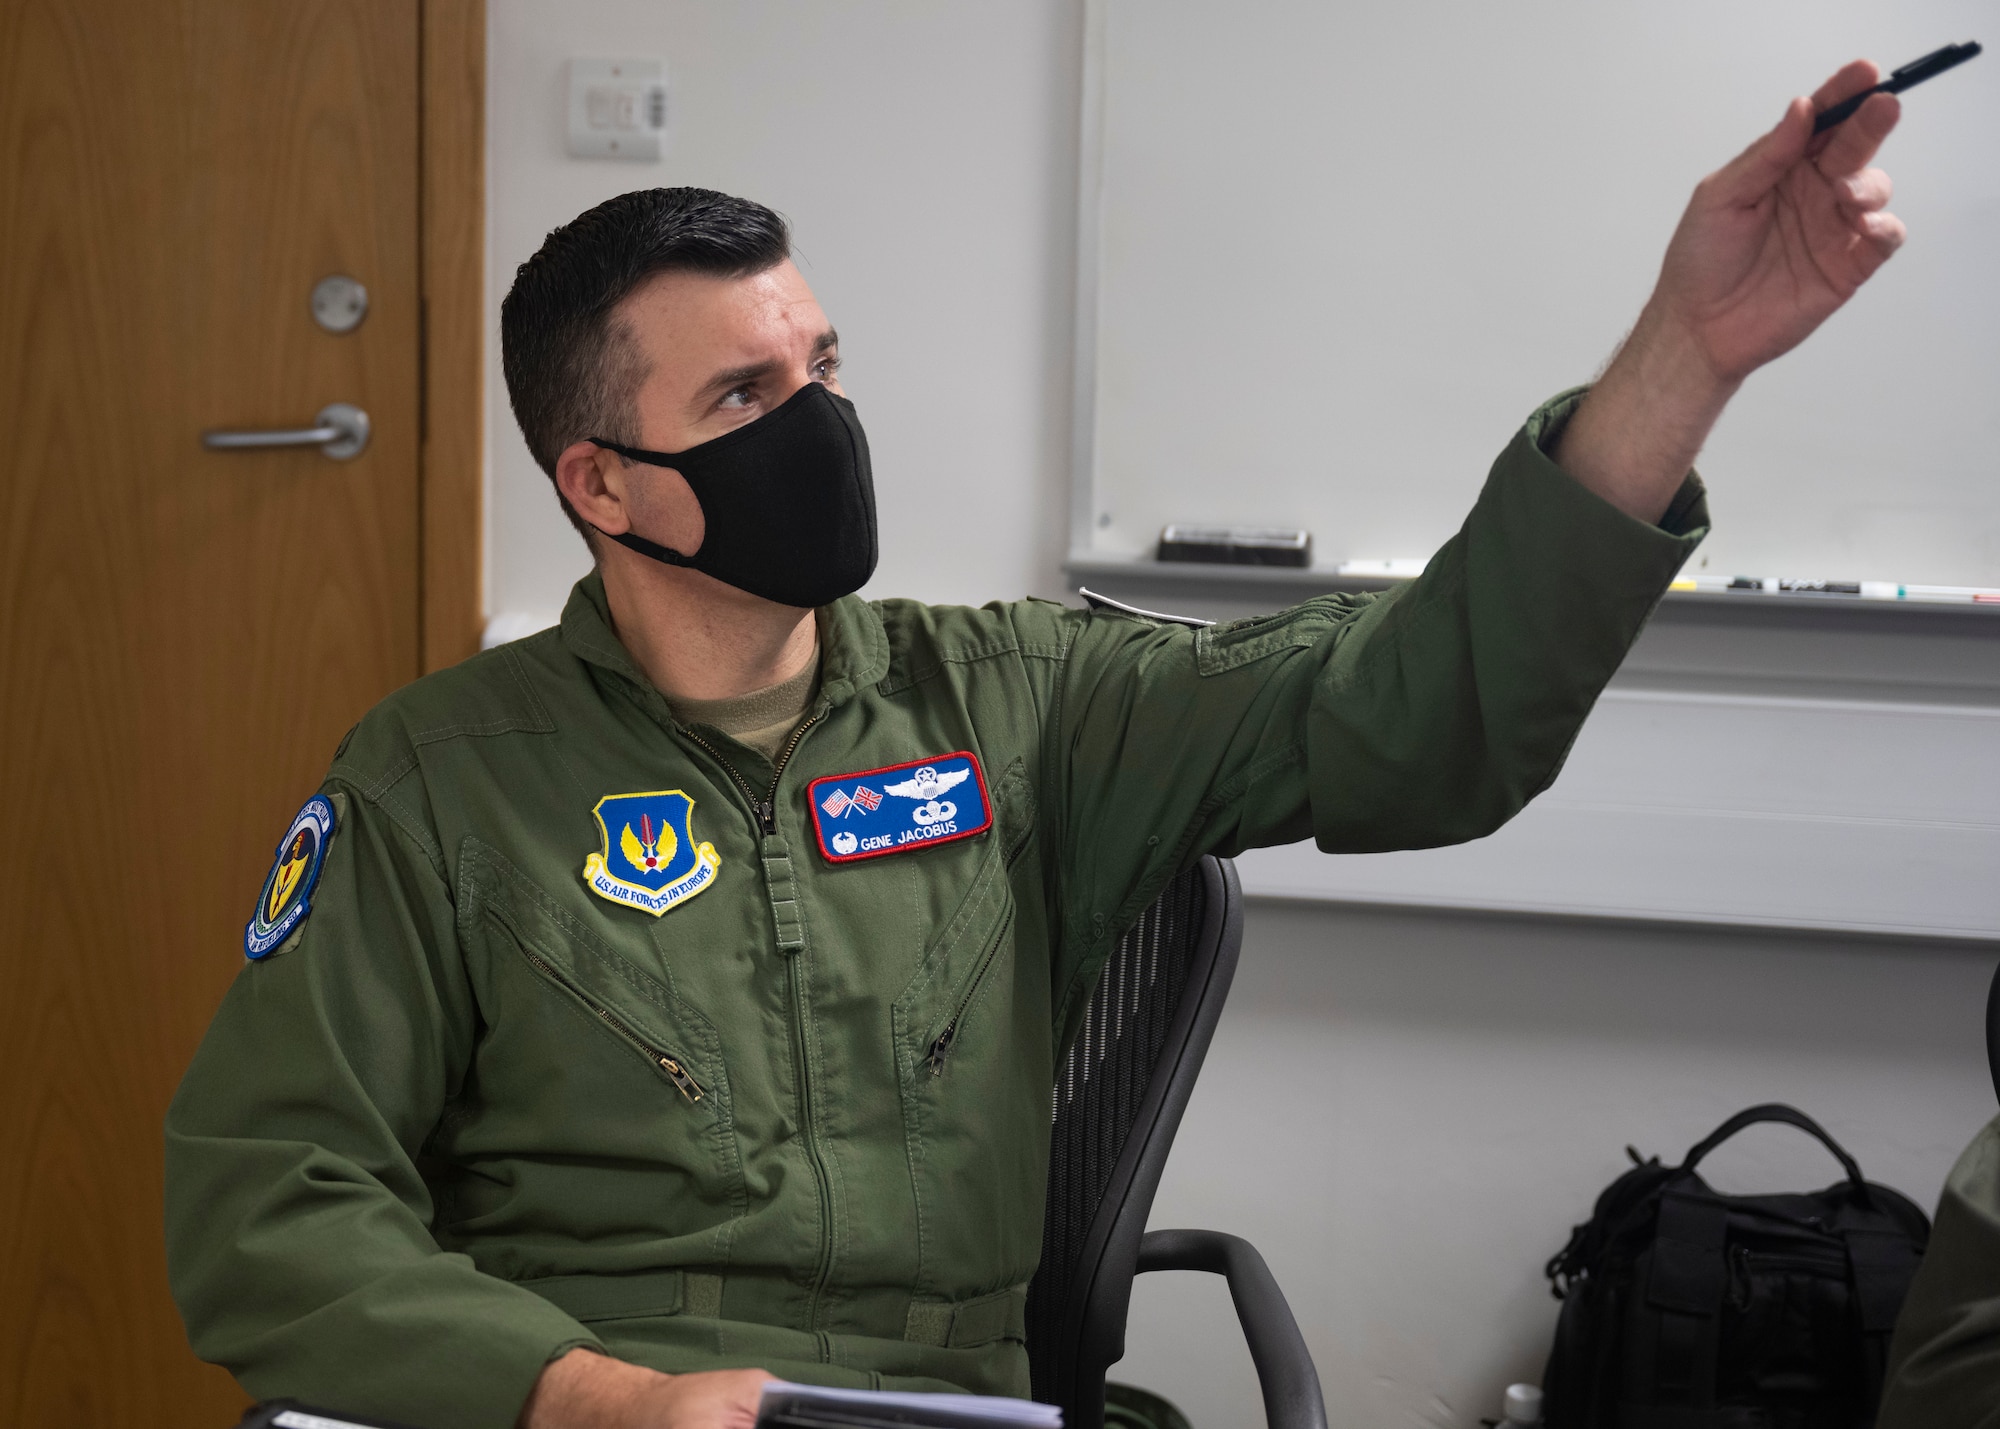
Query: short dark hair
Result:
<box><xmin>500</xmin><ymin>187</ymin><xmax>792</xmax><ymax>536</ymax></box>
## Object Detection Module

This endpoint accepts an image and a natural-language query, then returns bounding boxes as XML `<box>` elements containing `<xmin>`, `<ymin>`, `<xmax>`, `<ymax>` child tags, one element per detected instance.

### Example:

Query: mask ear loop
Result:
<box><xmin>584</xmin><ymin>437</ymin><xmax>701</xmax><ymax>566</ymax></box>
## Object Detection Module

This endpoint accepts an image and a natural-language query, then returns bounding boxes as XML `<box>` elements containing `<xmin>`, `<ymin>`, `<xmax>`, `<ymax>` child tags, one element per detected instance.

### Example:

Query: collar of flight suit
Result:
<box><xmin>556</xmin><ymin>569</ymin><xmax>892</xmax><ymax>728</ymax></box>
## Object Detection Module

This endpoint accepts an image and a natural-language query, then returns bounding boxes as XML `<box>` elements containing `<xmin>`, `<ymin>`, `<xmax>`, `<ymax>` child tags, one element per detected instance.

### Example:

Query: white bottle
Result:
<box><xmin>1498</xmin><ymin>1383</ymin><xmax>1543</xmax><ymax>1428</ymax></box>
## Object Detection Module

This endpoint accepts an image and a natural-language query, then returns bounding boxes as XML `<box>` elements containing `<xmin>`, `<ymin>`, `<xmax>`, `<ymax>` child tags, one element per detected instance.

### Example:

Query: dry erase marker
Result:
<box><xmin>1765</xmin><ymin>578</ymin><xmax>1934</xmax><ymax>598</ymax></box>
<box><xmin>1717</xmin><ymin>577</ymin><xmax>1864</xmax><ymax>595</ymax></box>
<box><xmin>1896</xmin><ymin>584</ymin><xmax>2000</xmax><ymax>604</ymax></box>
<box><xmin>1813</xmin><ymin>41</ymin><xmax>1982</xmax><ymax>133</ymax></box>
<box><xmin>1846</xmin><ymin>584</ymin><xmax>2000</xmax><ymax>604</ymax></box>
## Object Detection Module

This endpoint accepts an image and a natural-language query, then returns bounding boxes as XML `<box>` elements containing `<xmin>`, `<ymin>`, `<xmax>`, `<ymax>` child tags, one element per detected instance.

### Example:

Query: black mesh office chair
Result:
<box><xmin>1026</xmin><ymin>856</ymin><xmax>1328</xmax><ymax>1429</ymax></box>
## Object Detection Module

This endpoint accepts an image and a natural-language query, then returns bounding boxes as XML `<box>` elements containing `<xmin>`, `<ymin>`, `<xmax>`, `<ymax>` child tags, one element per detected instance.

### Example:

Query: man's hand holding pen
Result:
<box><xmin>1553</xmin><ymin>60</ymin><xmax>1907</xmax><ymax>525</ymax></box>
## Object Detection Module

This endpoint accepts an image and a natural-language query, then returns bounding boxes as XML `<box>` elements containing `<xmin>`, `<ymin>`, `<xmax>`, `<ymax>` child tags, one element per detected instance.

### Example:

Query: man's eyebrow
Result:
<box><xmin>694</xmin><ymin>359</ymin><xmax>778</xmax><ymax>402</ymax></box>
<box><xmin>689</xmin><ymin>332</ymin><xmax>840</xmax><ymax>407</ymax></box>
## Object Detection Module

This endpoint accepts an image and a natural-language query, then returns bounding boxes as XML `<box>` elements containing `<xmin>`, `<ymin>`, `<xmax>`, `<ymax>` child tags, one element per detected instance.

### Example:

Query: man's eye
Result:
<box><xmin>718</xmin><ymin>387</ymin><xmax>755</xmax><ymax>409</ymax></box>
<box><xmin>813</xmin><ymin>355</ymin><xmax>843</xmax><ymax>381</ymax></box>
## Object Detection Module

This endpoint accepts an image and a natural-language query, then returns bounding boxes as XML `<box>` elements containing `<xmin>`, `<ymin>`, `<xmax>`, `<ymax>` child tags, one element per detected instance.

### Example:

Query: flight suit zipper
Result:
<box><xmin>923</xmin><ymin>907</ymin><xmax>1015</xmax><ymax>1077</ymax></box>
<box><xmin>680</xmin><ymin>713</ymin><xmax>823</xmax><ymax>836</ymax></box>
<box><xmin>924</xmin><ymin>1024</ymin><xmax>957</xmax><ymax>1076</ymax></box>
<box><xmin>520</xmin><ymin>949</ymin><xmax>705</xmax><ymax>1102</ymax></box>
<box><xmin>678</xmin><ymin>712</ymin><xmax>840</xmax><ymax>1329</ymax></box>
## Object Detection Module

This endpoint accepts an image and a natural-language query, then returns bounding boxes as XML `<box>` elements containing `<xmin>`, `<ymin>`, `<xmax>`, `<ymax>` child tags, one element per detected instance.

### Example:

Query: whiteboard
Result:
<box><xmin>1073</xmin><ymin>0</ymin><xmax>2000</xmax><ymax>588</ymax></box>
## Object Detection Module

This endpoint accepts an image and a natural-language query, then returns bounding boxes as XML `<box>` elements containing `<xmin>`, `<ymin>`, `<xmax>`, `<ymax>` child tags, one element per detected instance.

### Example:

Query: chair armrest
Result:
<box><xmin>1136</xmin><ymin>1229</ymin><xmax>1329</xmax><ymax>1429</ymax></box>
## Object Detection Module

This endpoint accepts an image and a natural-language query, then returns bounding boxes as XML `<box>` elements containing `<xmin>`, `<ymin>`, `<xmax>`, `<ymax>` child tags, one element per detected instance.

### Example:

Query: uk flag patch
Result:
<box><xmin>807</xmin><ymin>751</ymin><xmax>993</xmax><ymax>863</ymax></box>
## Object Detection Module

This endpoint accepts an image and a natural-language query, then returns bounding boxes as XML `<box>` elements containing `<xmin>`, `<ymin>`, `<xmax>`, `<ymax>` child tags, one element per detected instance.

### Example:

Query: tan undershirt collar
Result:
<box><xmin>668</xmin><ymin>650</ymin><xmax>821</xmax><ymax>764</ymax></box>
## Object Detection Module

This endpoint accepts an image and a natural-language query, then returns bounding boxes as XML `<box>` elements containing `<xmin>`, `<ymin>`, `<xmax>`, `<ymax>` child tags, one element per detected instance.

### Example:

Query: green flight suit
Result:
<box><xmin>165</xmin><ymin>392</ymin><xmax>1706</xmax><ymax>1429</ymax></box>
<box><xmin>1879</xmin><ymin>1112</ymin><xmax>2000</xmax><ymax>1428</ymax></box>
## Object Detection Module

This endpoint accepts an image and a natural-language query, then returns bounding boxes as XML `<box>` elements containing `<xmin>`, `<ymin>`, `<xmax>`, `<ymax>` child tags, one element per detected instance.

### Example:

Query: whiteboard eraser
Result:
<box><xmin>1157</xmin><ymin>524</ymin><xmax>1311</xmax><ymax>567</ymax></box>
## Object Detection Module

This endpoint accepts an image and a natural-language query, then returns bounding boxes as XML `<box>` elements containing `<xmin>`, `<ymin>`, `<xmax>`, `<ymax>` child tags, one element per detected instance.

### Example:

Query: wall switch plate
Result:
<box><xmin>567</xmin><ymin>58</ymin><xmax>666</xmax><ymax>161</ymax></box>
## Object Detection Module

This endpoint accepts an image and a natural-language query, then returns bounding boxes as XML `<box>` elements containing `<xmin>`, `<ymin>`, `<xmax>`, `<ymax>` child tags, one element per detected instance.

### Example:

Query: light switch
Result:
<box><xmin>567</xmin><ymin>58</ymin><xmax>666</xmax><ymax>161</ymax></box>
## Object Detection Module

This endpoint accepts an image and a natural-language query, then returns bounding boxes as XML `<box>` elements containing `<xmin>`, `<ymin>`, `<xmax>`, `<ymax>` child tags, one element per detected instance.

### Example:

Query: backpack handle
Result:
<box><xmin>1678</xmin><ymin>1103</ymin><xmax>1871</xmax><ymax>1201</ymax></box>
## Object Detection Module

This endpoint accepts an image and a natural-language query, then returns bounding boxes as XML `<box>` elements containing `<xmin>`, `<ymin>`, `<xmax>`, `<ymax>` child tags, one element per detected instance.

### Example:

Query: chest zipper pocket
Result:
<box><xmin>520</xmin><ymin>947</ymin><xmax>705</xmax><ymax>1103</ymax></box>
<box><xmin>922</xmin><ymin>905</ymin><xmax>1016</xmax><ymax>1078</ymax></box>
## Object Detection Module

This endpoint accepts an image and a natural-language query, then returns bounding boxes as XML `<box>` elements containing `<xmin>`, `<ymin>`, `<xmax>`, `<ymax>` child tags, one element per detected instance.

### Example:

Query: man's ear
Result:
<box><xmin>554</xmin><ymin>440</ymin><xmax>632</xmax><ymax>536</ymax></box>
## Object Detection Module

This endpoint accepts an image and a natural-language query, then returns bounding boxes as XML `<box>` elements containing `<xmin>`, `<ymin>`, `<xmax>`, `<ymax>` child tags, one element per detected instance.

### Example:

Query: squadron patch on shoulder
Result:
<box><xmin>808</xmin><ymin>751</ymin><xmax>992</xmax><ymax>863</ymax></box>
<box><xmin>246</xmin><ymin>794</ymin><xmax>336</xmax><ymax>959</ymax></box>
<box><xmin>583</xmin><ymin>790</ymin><xmax>722</xmax><ymax>917</ymax></box>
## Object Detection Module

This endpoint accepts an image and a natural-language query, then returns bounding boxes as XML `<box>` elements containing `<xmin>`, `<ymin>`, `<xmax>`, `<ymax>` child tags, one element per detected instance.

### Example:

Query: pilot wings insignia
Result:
<box><xmin>884</xmin><ymin>765</ymin><xmax>971</xmax><ymax>825</ymax></box>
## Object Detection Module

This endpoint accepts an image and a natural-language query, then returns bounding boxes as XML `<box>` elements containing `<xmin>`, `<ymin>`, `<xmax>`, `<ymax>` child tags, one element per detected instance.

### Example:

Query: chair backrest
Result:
<box><xmin>1026</xmin><ymin>856</ymin><xmax>1244</xmax><ymax>1429</ymax></box>
<box><xmin>1987</xmin><ymin>954</ymin><xmax>2000</xmax><ymax>1105</ymax></box>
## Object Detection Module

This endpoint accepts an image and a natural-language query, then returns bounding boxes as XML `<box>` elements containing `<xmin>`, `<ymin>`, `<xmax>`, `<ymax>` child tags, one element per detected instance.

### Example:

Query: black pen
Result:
<box><xmin>1813</xmin><ymin>41</ymin><xmax>1982</xmax><ymax>133</ymax></box>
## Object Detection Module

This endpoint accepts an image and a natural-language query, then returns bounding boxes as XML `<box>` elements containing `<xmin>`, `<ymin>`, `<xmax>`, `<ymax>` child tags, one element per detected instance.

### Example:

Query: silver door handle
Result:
<box><xmin>202</xmin><ymin>402</ymin><xmax>370</xmax><ymax>460</ymax></box>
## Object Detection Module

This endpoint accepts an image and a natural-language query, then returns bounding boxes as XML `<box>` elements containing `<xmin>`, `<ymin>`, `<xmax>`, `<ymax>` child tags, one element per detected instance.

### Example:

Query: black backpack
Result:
<box><xmin>1541</xmin><ymin>1104</ymin><xmax>1931</xmax><ymax>1429</ymax></box>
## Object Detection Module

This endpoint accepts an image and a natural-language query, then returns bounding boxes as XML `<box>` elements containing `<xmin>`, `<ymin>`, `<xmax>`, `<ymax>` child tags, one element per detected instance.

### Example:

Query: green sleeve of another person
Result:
<box><xmin>1879</xmin><ymin>1113</ymin><xmax>2000</xmax><ymax>1429</ymax></box>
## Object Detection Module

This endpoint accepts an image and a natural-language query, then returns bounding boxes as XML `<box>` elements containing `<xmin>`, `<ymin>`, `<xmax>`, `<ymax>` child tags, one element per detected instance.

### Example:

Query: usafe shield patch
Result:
<box><xmin>808</xmin><ymin>751</ymin><xmax>993</xmax><ymax>863</ymax></box>
<box><xmin>582</xmin><ymin>790</ymin><xmax>722</xmax><ymax>916</ymax></box>
<box><xmin>245</xmin><ymin>794</ymin><xmax>336</xmax><ymax>958</ymax></box>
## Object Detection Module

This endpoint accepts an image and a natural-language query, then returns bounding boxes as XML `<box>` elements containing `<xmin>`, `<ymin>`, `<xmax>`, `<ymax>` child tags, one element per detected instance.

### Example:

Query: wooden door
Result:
<box><xmin>0</xmin><ymin>4</ymin><xmax>474</xmax><ymax>1424</ymax></box>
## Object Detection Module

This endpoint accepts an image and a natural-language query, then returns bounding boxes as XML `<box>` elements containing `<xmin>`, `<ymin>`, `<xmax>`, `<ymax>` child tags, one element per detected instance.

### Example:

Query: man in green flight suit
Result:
<box><xmin>165</xmin><ymin>61</ymin><xmax>1908</xmax><ymax>1429</ymax></box>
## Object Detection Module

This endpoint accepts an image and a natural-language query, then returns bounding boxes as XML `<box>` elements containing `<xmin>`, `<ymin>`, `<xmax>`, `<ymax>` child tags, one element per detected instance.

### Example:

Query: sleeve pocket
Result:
<box><xmin>1193</xmin><ymin>595</ymin><xmax>1369</xmax><ymax>676</ymax></box>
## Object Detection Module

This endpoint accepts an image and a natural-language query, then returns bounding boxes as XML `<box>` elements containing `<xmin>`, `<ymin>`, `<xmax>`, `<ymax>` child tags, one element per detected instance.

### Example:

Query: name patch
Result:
<box><xmin>808</xmin><ymin>751</ymin><xmax>993</xmax><ymax>863</ymax></box>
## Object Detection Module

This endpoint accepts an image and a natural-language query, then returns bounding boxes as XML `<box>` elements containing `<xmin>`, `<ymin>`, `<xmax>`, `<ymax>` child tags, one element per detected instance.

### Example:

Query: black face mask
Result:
<box><xmin>588</xmin><ymin>381</ymin><xmax>877</xmax><ymax>609</ymax></box>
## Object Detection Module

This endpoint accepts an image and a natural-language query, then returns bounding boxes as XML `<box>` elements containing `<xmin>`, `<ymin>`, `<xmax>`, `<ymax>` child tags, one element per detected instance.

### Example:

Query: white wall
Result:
<box><xmin>487</xmin><ymin>0</ymin><xmax>1084</xmax><ymax>626</ymax></box>
<box><xmin>1120</xmin><ymin>901</ymin><xmax>1995</xmax><ymax>1427</ymax></box>
<box><xmin>485</xmin><ymin>7</ymin><xmax>2000</xmax><ymax>1426</ymax></box>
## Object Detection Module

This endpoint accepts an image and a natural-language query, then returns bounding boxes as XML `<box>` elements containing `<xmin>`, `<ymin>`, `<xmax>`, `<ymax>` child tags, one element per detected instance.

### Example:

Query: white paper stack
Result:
<box><xmin>756</xmin><ymin>1380</ymin><xmax>1063</xmax><ymax>1427</ymax></box>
